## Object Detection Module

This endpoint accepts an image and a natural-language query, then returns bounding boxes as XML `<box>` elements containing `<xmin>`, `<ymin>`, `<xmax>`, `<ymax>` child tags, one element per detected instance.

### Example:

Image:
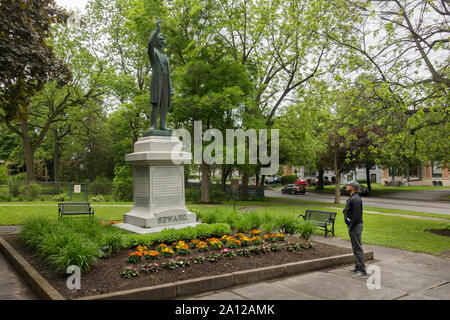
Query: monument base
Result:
<box><xmin>120</xmin><ymin>134</ymin><xmax>198</xmax><ymax>235</ymax></box>
<box><xmin>116</xmin><ymin>221</ymin><xmax>201</xmax><ymax>235</ymax></box>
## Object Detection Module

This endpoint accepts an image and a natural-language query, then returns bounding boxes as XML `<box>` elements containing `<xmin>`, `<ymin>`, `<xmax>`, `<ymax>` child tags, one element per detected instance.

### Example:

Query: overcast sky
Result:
<box><xmin>55</xmin><ymin>0</ymin><xmax>89</xmax><ymax>11</ymax></box>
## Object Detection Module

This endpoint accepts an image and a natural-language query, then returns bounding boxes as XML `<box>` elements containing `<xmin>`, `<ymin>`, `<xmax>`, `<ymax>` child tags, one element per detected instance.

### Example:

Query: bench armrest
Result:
<box><xmin>298</xmin><ymin>214</ymin><xmax>306</xmax><ymax>220</ymax></box>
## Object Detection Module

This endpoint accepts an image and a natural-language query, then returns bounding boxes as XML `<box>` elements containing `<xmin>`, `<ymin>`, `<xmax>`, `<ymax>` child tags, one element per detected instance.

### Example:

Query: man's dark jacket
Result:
<box><xmin>343</xmin><ymin>193</ymin><xmax>363</xmax><ymax>230</ymax></box>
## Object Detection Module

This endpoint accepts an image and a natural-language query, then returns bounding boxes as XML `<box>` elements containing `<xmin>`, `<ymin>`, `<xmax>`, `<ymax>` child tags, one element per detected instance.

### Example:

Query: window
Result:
<box><xmin>432</xmin><ymin>163</ymin><xmax>443</xmax><ymax>178</ymax></box>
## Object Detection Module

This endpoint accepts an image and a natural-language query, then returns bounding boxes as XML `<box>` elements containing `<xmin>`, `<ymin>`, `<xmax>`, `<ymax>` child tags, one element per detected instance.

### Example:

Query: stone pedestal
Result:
<box><xmin>116</xmin><ymin>135</ymin><xmax>199</xmax><ymax>234</ymax></box>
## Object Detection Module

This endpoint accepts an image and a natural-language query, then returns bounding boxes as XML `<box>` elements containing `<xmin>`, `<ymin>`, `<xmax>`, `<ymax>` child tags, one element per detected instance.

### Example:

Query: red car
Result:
<box><xmin>295</xmin><ymin>178</ymin><xmax>308</xmax><ymax>186</ymax></box>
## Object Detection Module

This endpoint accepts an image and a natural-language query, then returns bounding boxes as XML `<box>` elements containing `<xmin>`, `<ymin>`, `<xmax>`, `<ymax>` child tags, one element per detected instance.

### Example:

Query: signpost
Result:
<box><xmin>231</xmin><ymin>179</ymin><xmax>240</xmax><ymax>212</ymax></box>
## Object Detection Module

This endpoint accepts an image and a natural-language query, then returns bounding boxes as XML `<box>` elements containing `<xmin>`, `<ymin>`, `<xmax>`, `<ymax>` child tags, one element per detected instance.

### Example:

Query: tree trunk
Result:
<box><xmin>53</xmin><ymin>141</ymin><xmax>60</xmax><ymax>183</ymax></box>
<box><xmin>255</xmin><ymin>174</ymin><xmax>260</xmax><ymax>186</ymax></box>
<box><xmin>221</xmin><ymin>165</ymin><xmax>230</xmax><ymax>191</ymax></box>
<box><xmin>21</xmin><ymin>121</ymin><xmax>35</xmax><ymax>182</ymax></box>
<box><xmin>317</xmin><ymin>166</ymin><xmax>324</xmax><ymax>190</ymax></box>
<box><xmin>365</xmin><ymin>161</ymin><xmax>372</xmax><ymax>191</ymax></box>
<box><xmin>333</xmin><ymin>150</ymin><xmax>340</xmax><ymax>204</ymax></box>
<box><xmin>241</xmin><ymin>170</ymin><xmax>249</xmax><ymax>201</ymax></box>
<box><xmin>200</xmin><ymin>163</ymin><xmax>210</xmax><ymax>203</ymax></box>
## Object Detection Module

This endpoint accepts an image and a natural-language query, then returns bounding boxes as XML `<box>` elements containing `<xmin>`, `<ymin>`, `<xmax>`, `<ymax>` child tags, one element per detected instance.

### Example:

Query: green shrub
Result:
<box><xmin>20</xmin><ymin>217</ymin><xmax>54</xmax><ymax>250</ymax></box>
<box><xmin>234</xmin><ymin>215</ymin><xmax>253</xmax><ymax>233</ymax></box>
<box><xmin>0</xmin><ymin>165</ymin><xmax>8</xmax><ymax>185</ymax></box>
<box><xmin>112</xmin><ymin>165</ymin><xmax>133</xmax><ymax>202</ymax></box>
<box><xmin>47</xmin><ymin>236</ymin><xmax>100</xmax><ymax>273</ymax></box>
<box><xmin>197</xmin><ymin>208</ymin><xmax>222</xmax><ymax>224</ymax></box>
<box><xmin>52</xmin><ymin>193</ymin><xmax>68</xmax><ymax>202</ymax></box>
<box><xmin>276</xmin><ymin>215</ymin><xmax>299</xmax><ymax>235</ymax></box>
<box><xmin>209</xmin><ymin>187</ymin><xmax>230</xmax><ymax>202</ymax></box>
<box><xmin>18</xmin><ymin>182</ymin><xmax>42</xmax><ymax>200</ymax></box>
<box><xmin>261</xmin><ymin>222</ymin><xmax>277</xmax><ymax>233</ymax></box>
<box><xmin>99</xmin><ymin>232</ymin><xmax>125</xmax><ymax>254</ymax></box>
<box><xmin>91</xmin><ymin>177</ymin><xmax>113</xmax><ymax>195</ymax></box>
<box><xmin>246</xmin><ymin>211</ymin><xmax>263</xmax><ymax>230</ymax></box>
<box><xmin>296</xmin><ymin>221</ymin><xmax>317</xmax><ymax>240</ymax></box>
<box><xmin>281</xmin><ymin>175</ymin><xmax>297</xmax><ymax>185</ymax></box>
<box><xmin>90</xmin><ymin>194</ymin><xmax>105</xmax><ymax>202</ymax></box>
<box><xmin>10</xmin><ymin>173</ymin><xmax>27</xmax><ymax>197</ymax></box>
<box><xmin>185</xmin><ymin>188</ymin><xmax>201</xmax><ymax>202</ymax></box>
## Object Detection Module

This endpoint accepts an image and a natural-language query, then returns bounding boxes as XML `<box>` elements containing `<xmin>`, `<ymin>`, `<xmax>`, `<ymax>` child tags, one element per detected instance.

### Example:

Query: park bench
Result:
<box><xmin>298</xmin><ymin>210</ymin><xmax>337</xmax><ymax>238</ymax></box>
<box><xmin>58</xmin><ymin>203</ymin><xmax>94</xmax><ymax>220</ymax></box>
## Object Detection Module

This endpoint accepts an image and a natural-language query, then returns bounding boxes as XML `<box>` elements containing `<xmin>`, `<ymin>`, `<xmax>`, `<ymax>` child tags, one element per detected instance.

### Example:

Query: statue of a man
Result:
<box><xmin>147</xmin><ymin>19</ymin><xmax>173</xmax><ymax>134</ymax></box>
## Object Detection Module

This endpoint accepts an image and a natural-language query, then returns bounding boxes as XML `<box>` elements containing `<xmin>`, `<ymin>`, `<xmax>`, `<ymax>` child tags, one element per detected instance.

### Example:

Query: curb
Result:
<box><xmin>0</xmin><ymin>235</ymin><xmax>373</xmax><ymax>300</ymax></box>
<box><xmin>0</xmin><ymin>236</ymin><xmax>65</xmax><ymax>300</ymax></box>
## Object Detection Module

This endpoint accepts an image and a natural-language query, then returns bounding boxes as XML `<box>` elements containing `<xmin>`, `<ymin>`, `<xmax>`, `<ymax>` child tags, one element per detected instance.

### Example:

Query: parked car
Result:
<box><xmin>340</xmin><ymin>184</ymin><xmax>369</xmax><ymax>196</ymax></box>
<box><xmin>295</xmin><ymin>178</ymin><xmax>308</xmax><ymax>186</ymax></box>
<box><xmin>265</xmin><ymin>176</ymin><xmax>280</xmax><ymax>184</ymax></box>
<box><xmin>281</xmin><ymin>184</ymin><xmax>306</xmax><ymax>195</ymax></box>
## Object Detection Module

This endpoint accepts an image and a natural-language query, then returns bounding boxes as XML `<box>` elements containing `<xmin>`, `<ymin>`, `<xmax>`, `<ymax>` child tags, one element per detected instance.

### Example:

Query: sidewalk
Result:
<box><xmin>185</xmin><ymin>236</ymin><xmax>450</xmax><ymax>300</ymax></box>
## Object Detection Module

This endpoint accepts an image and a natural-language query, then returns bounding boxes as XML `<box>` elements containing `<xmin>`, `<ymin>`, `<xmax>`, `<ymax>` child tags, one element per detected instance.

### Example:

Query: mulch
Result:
<box><xmin>2</xmin><ymin>234</ymin><xmax>351</xmax><ymax>300</ymax></box>
<box><xmin>426</xmin><ymin>229</ymin><xmax>450</xmax><ymax>237</ymax></box>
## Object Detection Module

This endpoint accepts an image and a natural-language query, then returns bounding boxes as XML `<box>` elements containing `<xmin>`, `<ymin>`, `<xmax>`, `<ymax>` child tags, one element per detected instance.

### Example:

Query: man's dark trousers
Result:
<box><xmin>348</xmin><ymin>223</ymin><xmax>365</xmax><ymax>272</ymax></box>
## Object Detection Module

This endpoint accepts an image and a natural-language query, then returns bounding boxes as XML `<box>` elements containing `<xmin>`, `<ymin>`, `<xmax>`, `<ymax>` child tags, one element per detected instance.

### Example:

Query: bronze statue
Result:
<box><xmin>146</xmin><ymin>19</ymin><xmax>173</xmax><ymax>135</ymax></box>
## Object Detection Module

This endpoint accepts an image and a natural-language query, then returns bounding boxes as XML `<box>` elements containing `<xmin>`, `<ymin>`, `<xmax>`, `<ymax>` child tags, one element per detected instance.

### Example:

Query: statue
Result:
<box><xmin>145</xmin><ymin>19</ymin><xmax>174</xmax><ymax>136</ymax></box>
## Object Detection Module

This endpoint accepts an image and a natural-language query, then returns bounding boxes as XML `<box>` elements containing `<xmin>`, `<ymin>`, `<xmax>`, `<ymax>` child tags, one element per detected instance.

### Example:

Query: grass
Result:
<box><xmin>0</xmin><ymin>205</ymin><xmax>129</xmax><ymax>225</ymax></box>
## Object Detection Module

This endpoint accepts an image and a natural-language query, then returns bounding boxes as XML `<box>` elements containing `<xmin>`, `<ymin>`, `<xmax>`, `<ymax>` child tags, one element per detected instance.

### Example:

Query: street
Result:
<box><xmin>265</xmin><ymin>189</ymin><xmax>450</xmax><ymax>215</ymax></box>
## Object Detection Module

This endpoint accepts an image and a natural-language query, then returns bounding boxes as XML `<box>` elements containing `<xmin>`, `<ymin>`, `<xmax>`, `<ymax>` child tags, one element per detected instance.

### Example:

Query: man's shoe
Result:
<box><xmin>352</xmin><ymin>271</ymin><xmax>368</xmax><ymax>279</ymax></box>
<box><xmin>348</xmin><ymin>268</ymin><xmax>358</xmax><ymax>274</ymax></box>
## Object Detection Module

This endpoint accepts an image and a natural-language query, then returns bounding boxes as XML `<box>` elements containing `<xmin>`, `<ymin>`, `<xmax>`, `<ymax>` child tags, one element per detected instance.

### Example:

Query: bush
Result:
<box><xmin>18</xmin><ymin>182</ymin><xmax>42</xmax><ymax>200</ymax></box>
<box><xmin>276</xmin><ymin>215</ymin><xmax>299</xmax><ymax>235</ymax></box>
<box><xmin>296</xmin><ymin>221</ymin><xmax>317</xmax><ymax>240</ymax></box>
<box><xmin>90</xmin><ymin>194</ymin><xmax>105</xmax><ymax>202</ymax></box>
<box><xmin>185</xmin><ymin>188</ymin><xmax>201</xmax><ymax>202</ymax></box>
<box><xmin>91</xmin><ymin>176</ymin><xmax>113</xmax><ymax>196</ymax></box>
<box><xmin>10</xmin><ymin>173</ymin><xmax>27</xmax><ymax>197</ymax></box>
<box><xmin>112</xmin><ymin>165</ymin><xmax>133</xmax><ymax>202</ymax></box>
<box><xmin>20</xmin><ymin>217</ymin><xmax>128</xmax><ymax>273</ymax></box>
<box><xmin>281</xmin><ymin>175</ymin><xmax>297</xmax><ymax>185</ymax></box>
<box><xmin>52</xmin><ymin>193</ymin><xmax>68</xmax><ymax>202</ymax></box>
<box><xmin>0</xmin><ymin>165</ymin><xmax>8</xmax><ymax>185</ymax></box>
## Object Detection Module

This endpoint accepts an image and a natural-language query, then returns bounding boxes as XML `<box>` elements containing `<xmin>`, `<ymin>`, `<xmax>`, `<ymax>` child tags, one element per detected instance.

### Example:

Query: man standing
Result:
<box><xmin>147</xmin><ymin>18</ymin><xmax>174</xmax><ymax>133</ymax></box>
<box><xmin>343</xmin><ymin>181</ymin><xmax>367</xmax><ymax>278</ymax></box>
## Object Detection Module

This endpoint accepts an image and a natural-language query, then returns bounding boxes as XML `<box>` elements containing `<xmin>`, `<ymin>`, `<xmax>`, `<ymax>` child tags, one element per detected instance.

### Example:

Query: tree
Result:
<box><xmin>1</xmin><ymin>15</ymin><xmax>105</xmax><ymax>182</ymax></box>
<box><xmin>0</xmin><ymin>0</ymin><xmax>72</xmax><ymax>120</ymax></box>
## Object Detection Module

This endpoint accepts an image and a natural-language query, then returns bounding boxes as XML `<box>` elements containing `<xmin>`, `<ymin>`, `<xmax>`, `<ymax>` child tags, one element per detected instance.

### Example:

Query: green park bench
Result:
<box><xmin>298</xmin><ymin>209</ymin><xmax>337</xmax><ymax>238</ymax></box>
<box><xmin>58</xmin><ymin>203</ymin><xmax>94</xmax><ymax>220</ymax></box>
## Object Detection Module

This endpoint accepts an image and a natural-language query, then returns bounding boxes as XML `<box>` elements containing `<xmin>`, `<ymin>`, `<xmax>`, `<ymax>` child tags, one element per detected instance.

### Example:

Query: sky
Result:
<box><xmin>55</xmin><ymin>0</ymin><xmax>89</xmax><ymax>11</ymax></box>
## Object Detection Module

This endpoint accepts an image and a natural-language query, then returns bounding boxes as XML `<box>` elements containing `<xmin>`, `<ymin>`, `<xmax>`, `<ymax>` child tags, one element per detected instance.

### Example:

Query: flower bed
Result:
<box><xmin>120</xmin><ymin>230</ymin><xmax>299</xmax><ymax>277</ymax></box>
<box><xmin>3</xmin><ymin>232</ymin><xmax>352</xmax><ymax>299</ymax></box>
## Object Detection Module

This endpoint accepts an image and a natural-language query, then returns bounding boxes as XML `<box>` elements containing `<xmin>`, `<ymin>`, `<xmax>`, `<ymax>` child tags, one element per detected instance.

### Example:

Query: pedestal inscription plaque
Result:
<box><xmin>151</xmin><ymin>166</ymin><xmax>183</xmax><ymax>209</ymax></box>
<box><xmin>134</xmin><ymin>166</ymin><xmax>149</xmax><ymax>207</ymax></box>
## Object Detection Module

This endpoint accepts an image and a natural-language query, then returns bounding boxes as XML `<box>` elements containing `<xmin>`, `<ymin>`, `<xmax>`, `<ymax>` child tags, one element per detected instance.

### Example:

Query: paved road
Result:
<box><xmin>187</xmin><ymin>236</ymin><xmax>450</xmax><ymax>300</ymax></box>
<box><xmin>265</xmin><ymin>189</ymin><xmax>450</xmax><ymax>215</ymax></box>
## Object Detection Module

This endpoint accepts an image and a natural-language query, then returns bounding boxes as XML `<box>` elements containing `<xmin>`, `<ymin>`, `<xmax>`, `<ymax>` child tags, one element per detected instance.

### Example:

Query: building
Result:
<box><xmin>381</xmin><ymin>163</ymin><xmax>449</xmax><ymax>187</ymax></box>
<box><xmin>282</xmin><ymin>165</ymin><xmax>383</xmax><ymax>185</ymax></box>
